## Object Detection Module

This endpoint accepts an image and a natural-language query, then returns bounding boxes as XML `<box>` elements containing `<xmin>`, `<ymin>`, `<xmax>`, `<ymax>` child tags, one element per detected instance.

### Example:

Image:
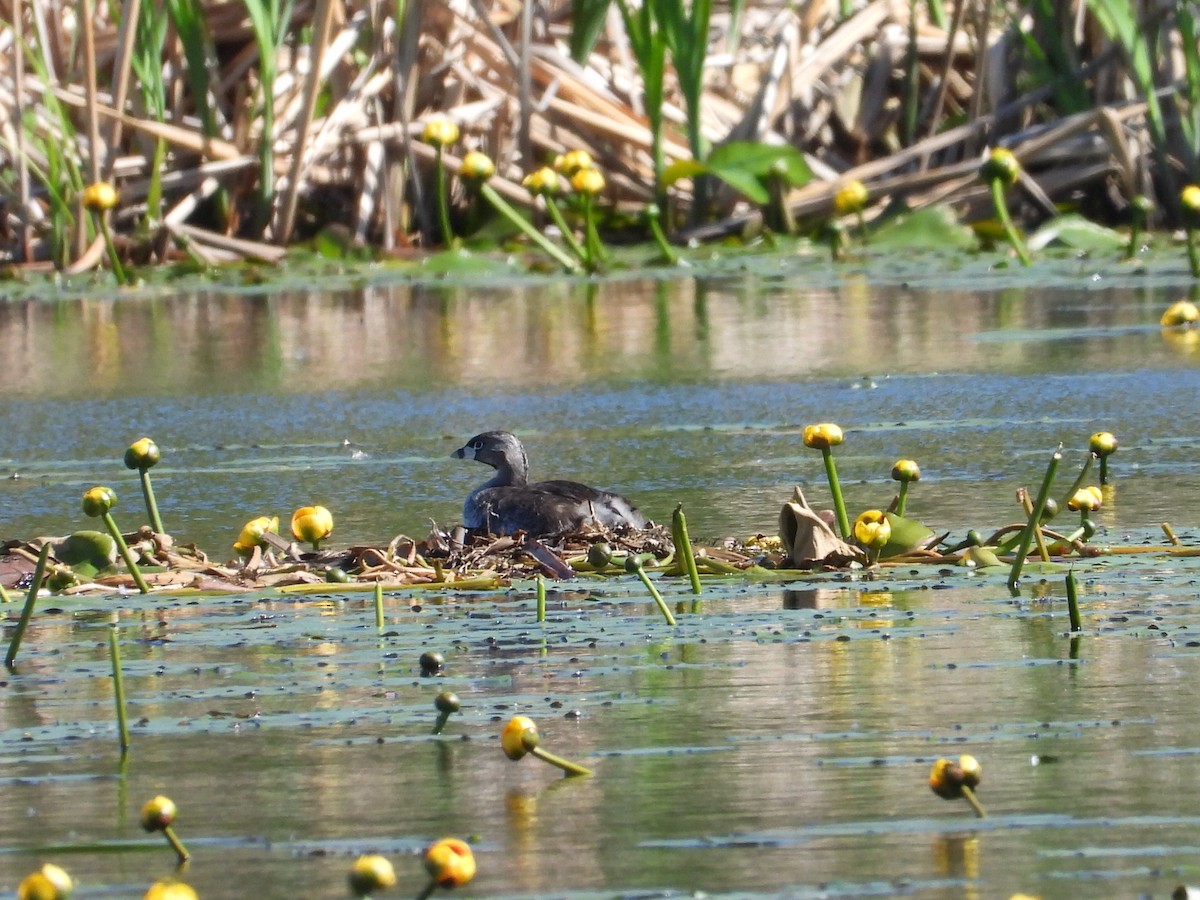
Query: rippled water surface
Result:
<box><xmin>2</xmin><ymin>253</ymin><xmax>1200</xmax><ymax>898</ymax></box>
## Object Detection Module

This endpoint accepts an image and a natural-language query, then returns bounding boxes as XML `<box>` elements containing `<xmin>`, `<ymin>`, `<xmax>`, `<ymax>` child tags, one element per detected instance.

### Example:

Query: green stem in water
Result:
<box><xmin>542</xmin><ymin>198</ymin><xmax>587</xmax><ymax>263</ymax></box>
<box><xmin>434</xmin><ymin>147</ymin><xmax>455</xmax><ymax>248</ymax></box>
<box><xmin>671</xmin><ymin>503</ymin><xmax>702</xmax><ymax>595</ymax></box>
<box><xmin>821</xmin><ymin>447</ymin><xmax>851</xmax><ymax>540</ymax></box>
<box><xmin>1187</xmin><ymin>226</ymin><xmax>1200</xmax><ymax>278</ymax></box>
<box><xmin>960</xmin><ymin>784</ymin><xmax>987</xmax><ymax>818</ymax></box>
<box><xmin>0</xmin><ymin>579</ymin><xmax>10</xmax><ymax>603</ymax></box>
<box><xmin>162</xmin><ymin>824</ymin><xmax>190</xmax><ymax>863</ymax></box>
<box><xmin>988</xmin><ymin>178</ymin><xmax>1032</xmax><ymax>266</ymax></box>
<box><xmin>478</xmin><ymin>183</ymin><xmax>580</xmax><ymax>273</ymax></box>
<box><xmin>628</xmin><ymin>557</ymin><xmax>676</xmax><ymax>626</ymax></box>
<box><xmin>5</xmin><ymin>542</ymin><xmax>51</xmax><ymax>669</ymax></box>
<box><xmin>895</xmin><ymin>481</ymin><xmax>911</xmax><ymax>518</ymax></box>
<box><xmin>536</xmin><ymin>575</ymin><xmax>546</xmax><ymax>623</ymax></box>
<box><xmin>1065</xmin><ymin>569</ymin><xmax>1082</xmax><ymax>633</ymax></box>
<box><xmin>581</xmin><ymin>193</ymin><xmax>603</xmax><ymax>272</ymax></box>
<box><xmin>646</xmin><ymin>204</ymin><xmax>679</xmax><ymax>265</ymax></box>
<box><xmin>374</xmin><ymin>581</ymin><xmax>385</xmax><ymax>631</ymax></box>
<box><xmin>101</xmin><ymin>511</ymin><xmax>151</xmax><ymax>594</ymax></box>
<box><xmin>432</xmin><ymin>711</ymin><xmax>451</xmax><ymax>735</ymax></box>
<box><xmin>96</xmin><ymin>213</ymin><xmax>132</xmax><ymax>285</ymax></box>
<box><xmin>530</xmin><ymin>745</ymin><xmax>593</xmax><ymax>777</ymax></box>
<box><xmin>138</xmin><ymin>468</ymin><xmax>165</xmax><ymax>534</ymax></box>
<box><xmin>110</xmin><ymin>625</ymin><xmax>130</xmax><ymax>755</ymax></box>
<box><xmin>1007</xmin><ymin>445</ymin><xmax>1062</xmax><ymax>591</ymax></box>
<box><xmin>416</xmin><ymin>879</ymin><xmax>438</xmax><ymax>900</ymax></box>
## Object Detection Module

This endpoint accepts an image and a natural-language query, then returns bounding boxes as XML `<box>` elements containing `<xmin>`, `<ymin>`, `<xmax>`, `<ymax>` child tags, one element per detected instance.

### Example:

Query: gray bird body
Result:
<box><xmin>451</xmin><ymin>431</ymin><xmax>647</xmax><ymax>536</ymax></box>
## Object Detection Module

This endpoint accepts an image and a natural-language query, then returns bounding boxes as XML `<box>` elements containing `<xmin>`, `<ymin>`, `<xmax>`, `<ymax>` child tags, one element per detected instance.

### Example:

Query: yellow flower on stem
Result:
<box><xmin>853</xmin><ymin>510</ymin><xmax>891</xmax><ymax>563</ymax></box>
<box><xmin>234</xmin><ymin>515</ymin><xmax>280</xmax><ymax>556</ymax></box>
<box><xmin>459</xmin><ymin>151</ymin><xmax>495</xmax><ymax>184</ymax></box>
<box><xmin>833</xmin><ymin>179</ymin><xmax>868</xmax><ymax>216</ymax></box>
<box><xmin>929</xmin><ymin>755</ymin><xmax>986</xmax><ymax>817</ymax></box>
<box><xmin>1180</xmin><ymin>185</ymin><xmax>1200</xmax><ymax>276</ymax></box>
<box><xmin>890</xmin><ymin>459</ymin><xmax>920</xmax><ymax>517</ymax></box>
<box><xmin>421</xmin><ymin>116</ymin><xmax>460</xmax><ymax>148</ymax></box>
<box><xmin>522</xmin><ymin>166</ymin><xmax>561</xmax><ymax>197</ymax></box>
<box><xmin>424</xmin><ymin>838</ymin><xmax>476</xmax><ymax>890</ymax></box>
<box><xmin>17</xmin><ymin>864</ymin><xmax>73</xmax><ymax>900</ymax></box>
<box><xmin>979</xmin><ymin>147</ymin><xmax>1031</xmax><ymax>266</ymax></box>
<box><xmin>140</xmin><ymin>794</ymin><xmax>190</xmax><ymax>862</ymax></box>
<box><xmin>802</xmin><ymin>423</ymin><xmax>843</xmax><ymax>450</ymax></box>
<box><xmin>124</xmin><ymin>437</ymin><xmax>165</xmax><ymax>534</ymax></box>
<box><xmin>291</xmin><ymin>505</ymin><xmax>333</xmax><ymax>551</ymax></box>
<box><xmin>500</xmin><ymin>715</ymin><xmax>592</xmax><ymax>776</ymax></box>
<box><xmin>570</xmin><ymin>167</ymin><xmax>606</xmax><ymax>196</ymax></box>
<box><xmin>82</xmin><ymin>181</ymin><xmax>119</xmax><ymax>212</ymax></box>
<box><xmin>1067</xmin><ymin>488</ymin><xmax>1101</xmax><ymax>513</ymax></box>
<box><xmin>81</xmin><ymin>486</ymin><xmax>150</xmax><ymax>593</ymax></box>
<box><xmin>144</xmin><ymin>883</ymin><xmax>198</xmax><ymax>900</ymax></box>
<box><xmin>554</xmin><ymin>149</ymin><xmax>594</xmax><ymax>177</ymax></box>
<box><xmin>348</xmin><ymin>854</ymin><xmax>397</xmax><ymax>898</ymax></box>
<box><xmin>1088</xmin><ymin>431</ymin><xmax>1117</xmax><ymax>483</ymax></box>
<box><xmin>415</xmin><ymin>838</ymin><xmax>475</xmax><ymax>900</ymax></box>
<box><xmin>802</xmin><ymin>424</ymin><xmax>850</xmax><ymax>539</ymax></box>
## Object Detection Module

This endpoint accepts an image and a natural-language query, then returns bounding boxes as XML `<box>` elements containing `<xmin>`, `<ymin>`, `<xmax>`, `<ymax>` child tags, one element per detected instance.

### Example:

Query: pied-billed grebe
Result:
<box><xmin>451</xmin><ymin>431</ymin><xmax>648</xmax><ymax>537</ymax></box>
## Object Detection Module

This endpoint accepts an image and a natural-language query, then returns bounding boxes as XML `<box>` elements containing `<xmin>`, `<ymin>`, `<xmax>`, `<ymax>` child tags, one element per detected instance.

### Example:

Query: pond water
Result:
<box><xmin>2</xmin><ymin>249</ymin><xmax>1200</xmax><ymax>899</ymax></box>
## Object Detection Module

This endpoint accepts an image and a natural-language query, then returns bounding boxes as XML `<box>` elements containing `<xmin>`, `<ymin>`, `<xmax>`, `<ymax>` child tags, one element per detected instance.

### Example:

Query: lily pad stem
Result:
<box><xmin>536</xmin><ymin>575</ymin><xmax>546</xmax><ymax>623</ymax></box>
<box><xmin>529</xmin><ymin>744</ymin><xmax>593</xmax><ymax>777</ymax></box>
<box><xmin>671</xmin><ymin>504</ymin><xmax>702</xmax><ymax>595</ymax></box>
<box><xmin>1187</xmin><ymin>224</ymin><xmax>1200</xmax><ymax>278</ymax></box>
<box><xmin>628</xmin><ymin>557</ymin><xmax>676</xmax><ymax>626</ymax></box>
<box><xmin>1061</xmin><ymin>453</ymin><xmax>1094</xmax><ymax>509</ymax></box>
<box><xmin>95</xmin><ymin>212</ymin><xmax>132</xmax><ymax>285</ymax></box>
<box><xmin>101</xmin><ymin>512</ymin><xmax>151</xmax><ymax>594</ymax></box>
<box><xmin>988</xmin><ymin>177</ymin><xmax>1032</xmax><ymax>266</ymax></box>
<box><xmin>163</xmin><ymin>824</ymin><xmax>190</xmax><ymax>863</ymax></box>
<box><xmin>4</xmin><ymin>542</ymin><xmax>51</xmax><ymax>669</ymax></box>
<box><xmin>646</xmin><ymin>205</ymin><xmax>680</xmax><ymax>265</ymax></box>
<box><xmin>895</xmin><ymin>480</ymin><xmax>911</xmax><ymax>518</ymax></box>
<box><xmin>478</xmin><ymin>183</ymin><xmax>580</xmax><ymax>273</ymax></box>
<box><xmin>1007</xmin><ymin>445</ymin><xmax>1062</xmax><ymax>591</ymax></box>
<box><xmin>960</xmin><ymin>784</ymin><xmax>987</xmax><ymax>818</ymax></box>
<box><xmin>110</xmin><ymin>625</ymin><xmax>131</xmax><ymax>755</ymax></box>
<box><xmin>434</xmin><ymin>148</ymin><xmax>455</xmax><ymax>248</ymax></box>
<box><xmin>374</xmin><ymin>581</ymin><xmax>385</xmax><ymax>631</ymax></box>
<box><xmin>138</xmin><ymin>468</ymin><xmax>165</xmax><ymax>534</ymax></box>
<box><xmin>1065</xmin><ymin>569</ymin><xmax>1082</xmax><ymax>633</ymax></box>
<box><xmin>542</xmin><ymin>198</ymin><xmax>587</xmax><ymax>263</ymax></box>
<box><xmin>821</xmin><ymin>447</ymin><xmax>851</xmax><ymax>540</ymax></box>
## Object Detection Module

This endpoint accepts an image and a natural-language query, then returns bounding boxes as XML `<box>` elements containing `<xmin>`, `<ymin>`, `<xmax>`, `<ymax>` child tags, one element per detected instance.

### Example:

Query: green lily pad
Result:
<box><xmin>879</xmin><ymin>513</ymin><xmax>937</xmax><ymax>559</ymax></box>
<box><xmin>870</xmin><ymin>205</ymin><xmax>978</xmax><ymax>250</ymax></box>
<box><xmin>1028</xmin><ymin>214</ymin><xmax>1126</xmax><ymax>253</ymax></box>
<box><xmin>53</xmin><ymin>530</ymin><xmax>117</xmax><ymax>579</ymax></box>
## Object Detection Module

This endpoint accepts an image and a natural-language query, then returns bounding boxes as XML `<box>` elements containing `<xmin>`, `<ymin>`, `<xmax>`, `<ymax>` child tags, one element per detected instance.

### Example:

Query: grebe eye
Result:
<box><xmin>471</xmin><ymin>440</ymin><xmax>484</xmax><ymax>450</ymax></box>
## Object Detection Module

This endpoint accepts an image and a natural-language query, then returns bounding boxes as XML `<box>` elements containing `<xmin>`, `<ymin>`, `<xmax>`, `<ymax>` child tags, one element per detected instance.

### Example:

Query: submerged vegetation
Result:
<box><xmin>1</xmin><ymin>0</ymin><xmax>1200</xmax><ymax>278</ymax></box>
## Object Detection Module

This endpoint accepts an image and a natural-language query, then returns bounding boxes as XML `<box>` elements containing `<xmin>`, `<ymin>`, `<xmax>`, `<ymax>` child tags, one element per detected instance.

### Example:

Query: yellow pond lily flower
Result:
<box><xmin>891</xmin><ymin>459</ymin><xmax>920</xmax><ymax>483</ymax></box>
<box><xmin>980</xmin><ymin>147</ymin><xmax>1020</xmax><ymax>186</ymax></box>
<box><xmin>82</xmin><ymin>485</ymin><xmax>117</xmax><ymax>518</ymax></box>
<box><xmin>234</xmin><ymin>515</ymin><xmax>279</xmax><ymax>556</ymax></box>
<box><xmin>291</xmin><ymin>505</ymin><xmax>333</xmax><ymax>549</ymax></box>
<box><xmin>1181</xmin><ymin>184</ymin><xmax>1200</xmax><ymax>217</ymax></box>
<box><xmin>82</xmin><ymin>181</ymin><xmax>119</xmax><ymax>213</ymax></box>
<box><xmin>571</xmin><ymin>167</ymin><xmax>606</xmax><ymax>196</ymax></box>
<box><xmin>1088</xmin><ymin>432</ymin><xmax>1117</xmax><ymax>457</ymax></box>
<box><xmin>459</xmin><ymin>150</ymin><xmax>495</xmax><ymax>182</ymax></box>
<box><xmin>554</xmin><ymin>149</ymin><xmax>594</xmax><ymax>177</ymax></box>
<box><xmin>422</xmin><ymin>116</ymin><xmax>460</xmax><ymax>148</ymax></box>
<box><xmin>424</xmin><ymin>837</ymin><xmax>477</xmax><ymax>890</ymax></box>
<box><xmin>1067</xmin><ymin>487</ymin><xmax>1102</xmax><ymax>512</ymax></box>
<box><xmin>349</xmin><ymin>854</ymin><xmax>397</xmax><ymax>897</ymax></box>
<box><xmin>802</xmin><ymin>423</ymin><xmax>844</xmax><ymax>450</ymax></box>
<box><xmin>523</xmin><ymin>166</ymin><xmax>561</xmax><ymax>197</ymax></box>
<box><xmin>144</xmin><ymin>882</ymin><xmax>198</xmax><ymax>900</ymax></box>
<box><xmin>124</xmin><ymin>437</ymin><xmax>161</xmax><ymax>470</ymax></box>
<box><xmin>140</xmin><ymin>795</ymin><xmax>177</xmax><ymax>832</ymax></box>
<box><xmin>929</xmin><ymin>754</ymin><xmax>982</xmax><ymax>800</ymax></box>
<box><xmin>500</xmin><ymin>714</ymin><xmax>539</xmax><ymax>760</ymax></box>
<box><xmin>17</xmin><ymin>864</ymin><xmax>73</xmax><ymax>900</ymax></box>
<box><xmin>853</xmin><ymin>510</ymin><xmax>891</xmax><ymax>550</ymax></box>
<box><xmin>833</xmin><ymin>179</ymin><xmax>868</xmax><ymax>215</ymax></box>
